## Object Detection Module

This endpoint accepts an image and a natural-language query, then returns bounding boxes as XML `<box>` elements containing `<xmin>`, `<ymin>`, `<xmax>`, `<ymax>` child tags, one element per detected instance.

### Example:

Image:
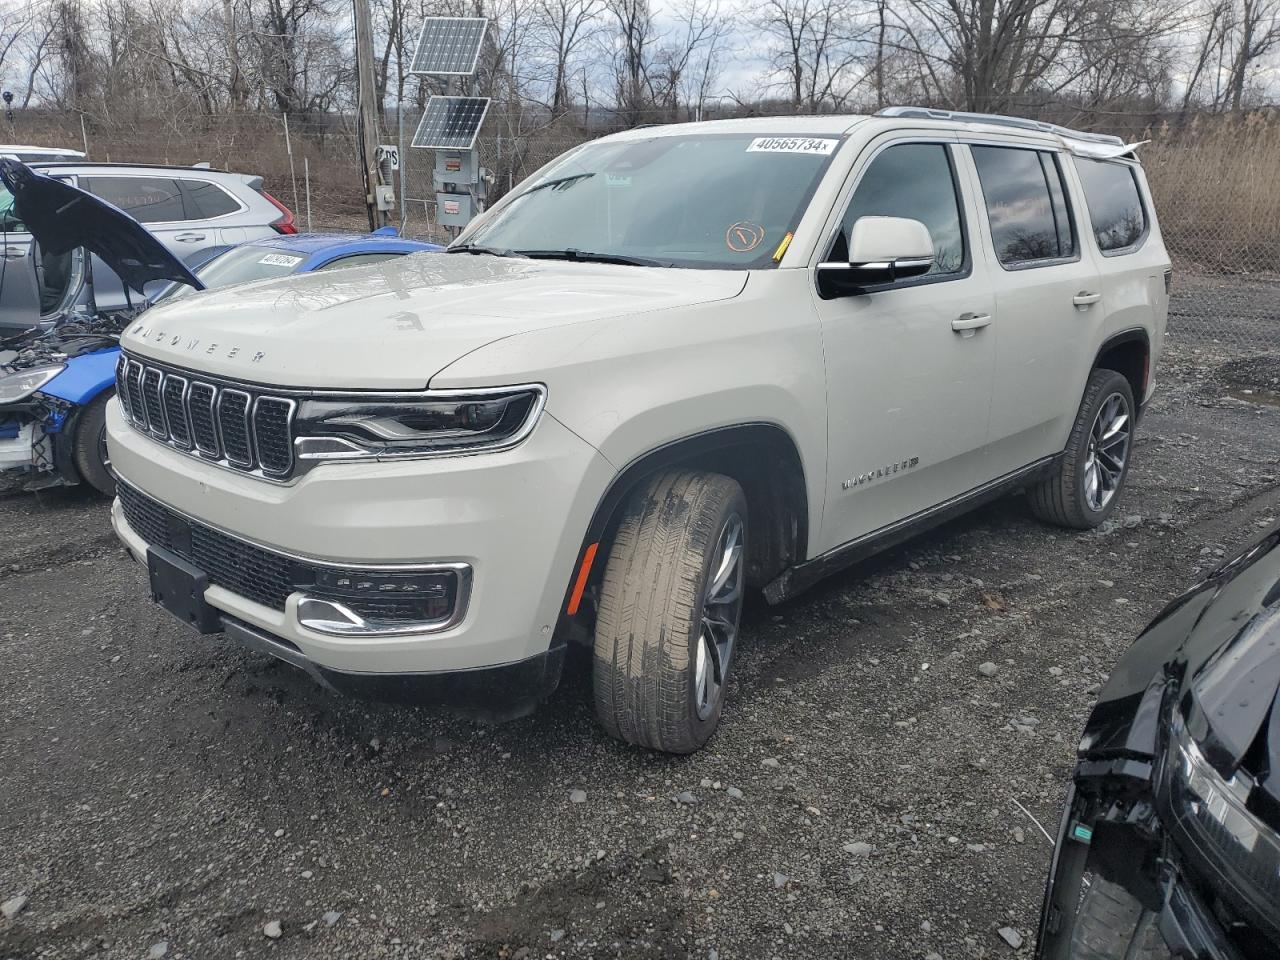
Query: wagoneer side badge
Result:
<box><xmin>842</xmin><ymin>457</ymin><xmax>920</xmax><ymax>490</ymax></box>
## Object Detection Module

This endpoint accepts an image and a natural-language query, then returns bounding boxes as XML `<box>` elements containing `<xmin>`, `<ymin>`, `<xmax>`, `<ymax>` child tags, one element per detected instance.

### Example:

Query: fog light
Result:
<box><xmin>294</xmin><ymin>565</ymin><xmax>471</xmax><ymax>636</ymax></box>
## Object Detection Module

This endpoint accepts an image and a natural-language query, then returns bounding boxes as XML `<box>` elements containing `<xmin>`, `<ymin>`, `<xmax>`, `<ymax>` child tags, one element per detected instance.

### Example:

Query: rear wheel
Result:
<box><xmin>73</xmin><ymin>392</ymin><xmax>115</xmax><ymax>496</ymax></box>
<box><xmin>1029</xmin><ymin>368</ymin><xmax>1135</xmax><ymax>529</ymax></box>
<box><xmin>593</xmin><ymin>470</ymin><xmax>746</xmax><ymax>753</ymax></box>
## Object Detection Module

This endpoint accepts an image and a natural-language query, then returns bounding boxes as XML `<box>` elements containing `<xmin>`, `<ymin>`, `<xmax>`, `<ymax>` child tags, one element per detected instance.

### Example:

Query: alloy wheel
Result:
<box><xmin>1084</xmin><ymin>392</ymin><xmax>1131</xmax><ymax>512</ymax></box>
<box><xmin>694</xmin><ymin>513</ymin><xmax>744</xmax><ymax>720</ymax></box>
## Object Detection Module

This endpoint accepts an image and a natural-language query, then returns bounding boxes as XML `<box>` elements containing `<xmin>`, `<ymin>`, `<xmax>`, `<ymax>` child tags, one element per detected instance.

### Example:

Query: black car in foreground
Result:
<box><xmin>1038</xmin><ymin>522</ymin><xmax>1280</xmax><ymax>960</ymax></box>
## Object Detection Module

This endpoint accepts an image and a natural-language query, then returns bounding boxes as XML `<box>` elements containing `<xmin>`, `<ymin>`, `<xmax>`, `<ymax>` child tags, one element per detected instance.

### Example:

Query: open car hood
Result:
<box><xmin>0</xmin><ymin>159</ymin><xmax>203</xmax><ymax>295</ymax></box>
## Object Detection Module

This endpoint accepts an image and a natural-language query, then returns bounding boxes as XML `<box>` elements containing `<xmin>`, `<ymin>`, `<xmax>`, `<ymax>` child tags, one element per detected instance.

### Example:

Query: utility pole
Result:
<box><xmin>353</xmin><ymin>0</ymin><xmax>386</xmax><ymax>230</ymax></box>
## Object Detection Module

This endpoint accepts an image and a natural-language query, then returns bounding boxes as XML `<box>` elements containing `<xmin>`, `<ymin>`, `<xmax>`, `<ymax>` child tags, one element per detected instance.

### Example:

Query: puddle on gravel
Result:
<box><xmin>1228</xmin><ymin>388</ymin><xmax>1280</xmax><ymax>407</ymax></box>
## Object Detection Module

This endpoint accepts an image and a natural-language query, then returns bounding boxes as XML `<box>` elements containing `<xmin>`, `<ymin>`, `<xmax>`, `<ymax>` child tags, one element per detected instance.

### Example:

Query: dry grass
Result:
<box><xmin>1143</xmin><ymin>111</ymin><xmax>1280</xmax><ymax>276</ymax></box>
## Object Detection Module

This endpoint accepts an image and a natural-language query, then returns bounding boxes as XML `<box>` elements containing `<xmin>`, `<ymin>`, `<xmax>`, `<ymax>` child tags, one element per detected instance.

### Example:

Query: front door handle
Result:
<box><xmin>1073</xmin><ymin>290</ymin><xmax>1102</xmax><ymax>307</ymax></box>
<box><xmin>2</xmin><ymin>245</ymin><xmax>26</xmax><ymax>260</ymax></box>
<box><xmin>174</xmin><ymin>232</ymin><xmax>206</xmax><ymax>243</ymax></box>
<box><xmin>952</xmin><ymin>312</ymin><xmax>992</xmax><ymax>333</ymax></box>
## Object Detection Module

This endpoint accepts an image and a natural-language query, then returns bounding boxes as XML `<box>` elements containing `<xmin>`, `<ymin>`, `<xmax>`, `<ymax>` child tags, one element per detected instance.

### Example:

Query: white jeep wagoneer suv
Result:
<box><xmin>108</xmin><ymin>108</ymin><xmax>1169</xmax><ymax>752</ymax></box>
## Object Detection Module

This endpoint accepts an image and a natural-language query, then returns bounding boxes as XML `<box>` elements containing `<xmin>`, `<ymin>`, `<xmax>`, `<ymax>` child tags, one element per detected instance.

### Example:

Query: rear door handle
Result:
<box><xmin>2</xmin><ymin>245</ymin><xmax>26</xmax><ymax>260</ymax></box>
<box><xmin>174</xmin><ymin>232</ymin><xmax>206</xmax><ymax>243</ymax></box>
<box><xmin>952</xmin><ymin>312</ymin><xmax>992</xmax><ymax>333</ymax></box>
<box><xmin>1073</xmin><ymin>290</ymin><xmax>1101</xmax><ymax>306</ymax></box>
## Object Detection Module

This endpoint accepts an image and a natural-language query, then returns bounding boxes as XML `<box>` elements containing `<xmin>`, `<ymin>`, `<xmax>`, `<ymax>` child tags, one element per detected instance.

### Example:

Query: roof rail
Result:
<box><xmin>876</xmin><ymin>106</ymin><xmax>1124</xmax><ymax>146</ymax></box>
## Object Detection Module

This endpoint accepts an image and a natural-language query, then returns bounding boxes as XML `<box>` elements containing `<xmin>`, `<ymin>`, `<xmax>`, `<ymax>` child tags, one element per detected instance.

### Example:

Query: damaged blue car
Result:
<box><xmin>0</xmin><ymin>160</ymin><xmax>440</xmax><ymax>494</ymax></box>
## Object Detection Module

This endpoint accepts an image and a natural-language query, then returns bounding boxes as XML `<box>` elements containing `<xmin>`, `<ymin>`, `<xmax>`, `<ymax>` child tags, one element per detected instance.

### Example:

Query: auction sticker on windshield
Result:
<box><xmin>747</xmin><ymin>137</ymin><xmax>838</xmax><ymax>155</ymax></box>
<box><xmin>257</xmin><ymin>253</ymin><xmax>304</xmax><ymax>267</ymax></box>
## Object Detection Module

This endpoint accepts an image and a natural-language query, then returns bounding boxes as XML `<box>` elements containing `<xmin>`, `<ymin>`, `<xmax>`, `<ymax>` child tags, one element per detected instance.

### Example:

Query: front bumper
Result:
<box><xmin>107</xmin><ymin>395</ymin><xmax>615</xmax><ymax>683</ymax></box>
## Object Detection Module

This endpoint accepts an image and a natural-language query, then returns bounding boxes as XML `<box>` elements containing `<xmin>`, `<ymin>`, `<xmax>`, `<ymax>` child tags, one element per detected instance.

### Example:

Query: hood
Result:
<box><xmin>0</xmin><ymin>159</ymin><xmax>202</xmax><ymax>295</ymax></box>
<box><xmin>121</xmin><ymin>253</ymin><xmax>748</xmax><ymax>388</ymax></box>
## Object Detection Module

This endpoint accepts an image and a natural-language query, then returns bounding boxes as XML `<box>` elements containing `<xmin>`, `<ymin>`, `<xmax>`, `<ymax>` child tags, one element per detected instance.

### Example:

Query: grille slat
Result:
<box><xmin>162</xmin><ymin>376</ymin><xmax>191</xmax><ymax>448</ymax></box>
<box><xmin>142</xmin><ymin>368</ymin><xmax>166</xmax><ymax>436</ymax></box>
<box><xmin>253</xmin><ymin>398</ymin><xmax>295</xmax><ymax>475</ymax></box>
<box><xmin>217</xmin><ymin>390</ymin><xmax>253</xmax><ymax>467</ymax></box>
<box><xmin>188</xmin><ymin>382</ymin><xmax>219</xmax><ymax>457</ymax></box>
<box><xmin>125</xmin><ymin>361</ymin><xmax>147</xmax><ymax>427</ymax></box>
<box><xmin>118</xmin><ymin>352</ymin><xmax>295</xmax><ymax>478</ymax></box>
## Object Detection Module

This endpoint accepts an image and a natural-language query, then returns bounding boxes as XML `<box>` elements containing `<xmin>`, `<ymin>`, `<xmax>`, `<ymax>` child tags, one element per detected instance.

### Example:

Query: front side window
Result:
<box><xmin>85</xmin><ymin>176</ymin><xmax>186</xmax><ymax>223</ymax></box>
<box><xmin>180</xmin><ymin>179</ymin><xmax>241</xmax><ymax>220</ymax></box>
<box><xmin>832</xmin><ymin>142</ymin><xmax>966</xmax><ymax>277</ymax></box>
<box><xmin>462</xmin><ymin>133</ymin><xmax>842</xmax><ymax>270</ymax></box>
<box><xmin>1073</xmin><ymin>157</ymin><xmax>1146</xmax><ymax>253</ymax></box>
<box><xmin>971</xmin><ymin>146</ymin><xmax>1076</xmax><ymax>266</ymax></box>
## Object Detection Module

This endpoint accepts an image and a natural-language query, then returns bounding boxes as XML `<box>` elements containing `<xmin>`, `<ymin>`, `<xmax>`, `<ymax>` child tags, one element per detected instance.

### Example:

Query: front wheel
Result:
<box><xmin>592</xmin><ymin>470</ymin><xmax>747</xmax><ymax>753</ymax></box>
<box><xmin>1029</xmin><ymin>369</ymin><xmax>1135</xmax><ymax>529</ymax></box>
<box><xmin>73</xmin><ymin>392</ymin><xmax>116</xmax><ymax>496</ymax></box>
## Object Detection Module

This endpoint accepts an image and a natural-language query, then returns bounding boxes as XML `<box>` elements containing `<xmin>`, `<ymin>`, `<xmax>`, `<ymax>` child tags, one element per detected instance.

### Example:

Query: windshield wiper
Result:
<box><xmin>522</xmin><ymin>172</ymin><xmax>596</xmax><ymax>194</ymax></box>
<box><xmin>516</xmin><ymin>248</ymin><xmax>672</xmax><ymax>268</ymax></box>
<box><xmin>445</xmin><ymin>243</ymin><xmax>525</xmax><ymax>258</ymax></box>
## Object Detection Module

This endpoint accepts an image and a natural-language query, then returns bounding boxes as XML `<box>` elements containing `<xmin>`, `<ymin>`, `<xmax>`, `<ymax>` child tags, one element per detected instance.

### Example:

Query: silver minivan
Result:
<box><xmin>0</xmin><ymin>162</ymin><xmax>296</xmax><ymax>335</ymax></box>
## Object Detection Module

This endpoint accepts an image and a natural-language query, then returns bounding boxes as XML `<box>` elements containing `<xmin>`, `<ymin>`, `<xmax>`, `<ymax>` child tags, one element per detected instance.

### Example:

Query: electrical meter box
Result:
<box><xmin>436</xmin><ymin>192</ymin><xmax>474</xmax><ymax>227</ymax></box>
<box><xmin>374</xmin><ymin>184</ymin><xmax>396</xmax><ymax>212</ymax></box>
<box><xmin>435</xmin><ymin>150</ymin><xmax>478</xmax><ymax>185</ymax></box>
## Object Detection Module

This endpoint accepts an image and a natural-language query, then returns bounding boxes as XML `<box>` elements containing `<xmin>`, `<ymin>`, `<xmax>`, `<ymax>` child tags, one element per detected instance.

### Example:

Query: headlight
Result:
<box><xmin>1163</xmin><ymin>714</ymin><xmax>1280</xmax><ymax>915</ymax></box>
<box><xmin>293</xmin><ymin>385</ymin><xmax>545</xmax><ymax>463</ymax></box>
<box><xmin>0</xmin><ymin>364</ymin><xmax>65</xmax><ymax>404</ymax></box>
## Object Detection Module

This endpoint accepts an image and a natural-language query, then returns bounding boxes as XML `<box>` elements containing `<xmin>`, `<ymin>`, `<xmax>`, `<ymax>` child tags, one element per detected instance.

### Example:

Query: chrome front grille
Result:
<box><xmin>115</xmin><ymin>352</ymin><xmax>296</xmax><ymax>479</ymax></box>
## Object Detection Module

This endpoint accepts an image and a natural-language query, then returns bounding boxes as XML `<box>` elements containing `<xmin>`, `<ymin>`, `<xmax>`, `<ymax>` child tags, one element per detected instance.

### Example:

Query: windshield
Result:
<box><xmin>462</xmin><ymin>133</ymin><xmax>842</xmax><ymax>269</ymax></box>
<box><xmin>158</xmin><ymin>245</ymin><xmax>307</xmax><ymax>302</ymax></box>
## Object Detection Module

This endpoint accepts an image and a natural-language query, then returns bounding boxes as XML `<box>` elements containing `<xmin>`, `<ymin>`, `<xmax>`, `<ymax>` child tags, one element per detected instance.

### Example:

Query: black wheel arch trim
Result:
<box><xmin>556</xmin><ymin>422</ymin><xmax>811</xmax><ymax>631</ymax></box>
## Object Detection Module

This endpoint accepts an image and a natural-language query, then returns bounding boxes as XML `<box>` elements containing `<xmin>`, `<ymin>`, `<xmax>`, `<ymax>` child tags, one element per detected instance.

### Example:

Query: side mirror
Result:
<box><xmin>817</xmin><ymin>216</ymin><xmax>935</xmax><ymax>295</ymax></box>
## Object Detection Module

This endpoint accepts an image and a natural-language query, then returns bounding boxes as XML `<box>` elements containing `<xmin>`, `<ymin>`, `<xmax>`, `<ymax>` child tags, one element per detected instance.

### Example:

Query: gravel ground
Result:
<box><xmin>1</xmin><ymin>342</ymin><xmax>1278</xmax><ymax>960</ymax></box>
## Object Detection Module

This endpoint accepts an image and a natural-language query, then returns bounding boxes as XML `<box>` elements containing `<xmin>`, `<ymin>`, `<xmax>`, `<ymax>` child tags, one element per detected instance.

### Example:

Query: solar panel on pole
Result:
<box><xmin>412</xmin><ymin>96</ymin><xmax>492</xmax><ymax>150</ymax></box>
<box><xmin>410</xmin><ymin>17</ymin><xmax>488</xmax><ymax>76</ymax></box>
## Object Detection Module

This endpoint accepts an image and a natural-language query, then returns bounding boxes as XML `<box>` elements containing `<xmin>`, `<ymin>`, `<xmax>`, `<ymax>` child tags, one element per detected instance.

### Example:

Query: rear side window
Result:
<box><xmin>180</xmin><ymin>179</ymin><xmax>241</xmax><ymax>219</ymax></box>
<box><xmin>1073</xmin><ymin>158</ymin><xmax>1147</xmax><ymax>253</ymax></box>
<box><xmin>971</xmin><ymin>146</ymin><xmax>1076</xmax><ymax>266</ymax></box>
<box><xmin>834</xmin><ymin>142</ymin><xmax>966</xmax><ymax>277</ymax></box>
<box><xmin>84</xmin><ymin>176</ymin><xmax>185</xmax><ymax>223</ymax></box>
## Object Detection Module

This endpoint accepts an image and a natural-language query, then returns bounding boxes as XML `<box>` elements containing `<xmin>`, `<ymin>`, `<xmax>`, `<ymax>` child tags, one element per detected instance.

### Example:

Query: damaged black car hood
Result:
<box><xmin>1080</xmin><ymin>523</ymin><xmax>1280</xmax><ymax>814</ymax></box>
<box><xmin>0</xmin><ymin>159</ymin><xmax>202</xmax><ymax>295</ymax></box>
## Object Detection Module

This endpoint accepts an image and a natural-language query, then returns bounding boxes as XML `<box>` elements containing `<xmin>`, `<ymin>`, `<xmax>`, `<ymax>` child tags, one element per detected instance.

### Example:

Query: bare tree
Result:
<box><xmin>533</xmin><ymin>0</ymin><xmax>603</xmax><ymax>112</ymax></box>
<box><xmin>756</xmin><ymin>0</ymin><xmax>869</xmax><ymax>112</ymax></box>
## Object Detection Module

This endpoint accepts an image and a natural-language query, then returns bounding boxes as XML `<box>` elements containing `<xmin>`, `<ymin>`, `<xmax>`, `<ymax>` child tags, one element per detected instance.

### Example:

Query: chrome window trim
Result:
<box><xmin>216</xmin><ymin>388</ymin><xmax>255</xmax><ymax>467</ymax></box>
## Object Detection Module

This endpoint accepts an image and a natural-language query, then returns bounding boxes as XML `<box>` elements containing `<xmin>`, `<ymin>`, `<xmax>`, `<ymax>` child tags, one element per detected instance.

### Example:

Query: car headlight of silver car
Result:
<box><xmin>292</xmin><ymin>385</ymin><xmax>546</xmax><ymax>463</ymax></box>
<box><xmin>0</xmin><ymin>364</ymin><xmax>65</xmax><ymax>404</ymax></box>
<box><xmin>1163</xmin><ymin>714</ymin><xmax>1280</xmax><ymax>913</ymax></box>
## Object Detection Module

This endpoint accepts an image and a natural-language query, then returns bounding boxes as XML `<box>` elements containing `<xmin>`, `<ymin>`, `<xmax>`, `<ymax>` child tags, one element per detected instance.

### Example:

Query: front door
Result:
<box><xmin>812</xmin><ymin>138</ymin><xmax>997</xmax><ymax>556</ymax></box>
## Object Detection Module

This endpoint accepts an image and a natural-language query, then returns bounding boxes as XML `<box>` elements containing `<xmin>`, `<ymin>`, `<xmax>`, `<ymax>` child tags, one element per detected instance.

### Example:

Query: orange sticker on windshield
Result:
<box><xmin>726</xmin><ymin>221</ymin><xmax>765</xmax><ymax>253</ymax></box>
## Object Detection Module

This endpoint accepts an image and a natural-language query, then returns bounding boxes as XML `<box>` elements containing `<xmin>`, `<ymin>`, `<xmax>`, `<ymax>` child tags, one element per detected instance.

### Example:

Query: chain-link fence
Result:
<box><xmin>9</xmin><ymin>106</ymin><xmax>1279</xmax><ymax>360</ymax></box>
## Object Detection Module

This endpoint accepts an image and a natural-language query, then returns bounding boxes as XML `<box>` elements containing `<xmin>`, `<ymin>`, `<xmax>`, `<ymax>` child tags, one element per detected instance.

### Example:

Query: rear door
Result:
<box><xmin>960</xmin><ymin>141</ymin><xmax>1104</xmax><ymax>479</ymax></box>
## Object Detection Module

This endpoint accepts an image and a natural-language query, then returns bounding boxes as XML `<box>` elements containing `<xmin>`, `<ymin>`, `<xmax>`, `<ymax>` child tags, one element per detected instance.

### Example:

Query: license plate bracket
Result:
<box><xmin>147</xmin><ymin>546</ymin><xmax>222</xmax><ymax>634</ymax></box>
